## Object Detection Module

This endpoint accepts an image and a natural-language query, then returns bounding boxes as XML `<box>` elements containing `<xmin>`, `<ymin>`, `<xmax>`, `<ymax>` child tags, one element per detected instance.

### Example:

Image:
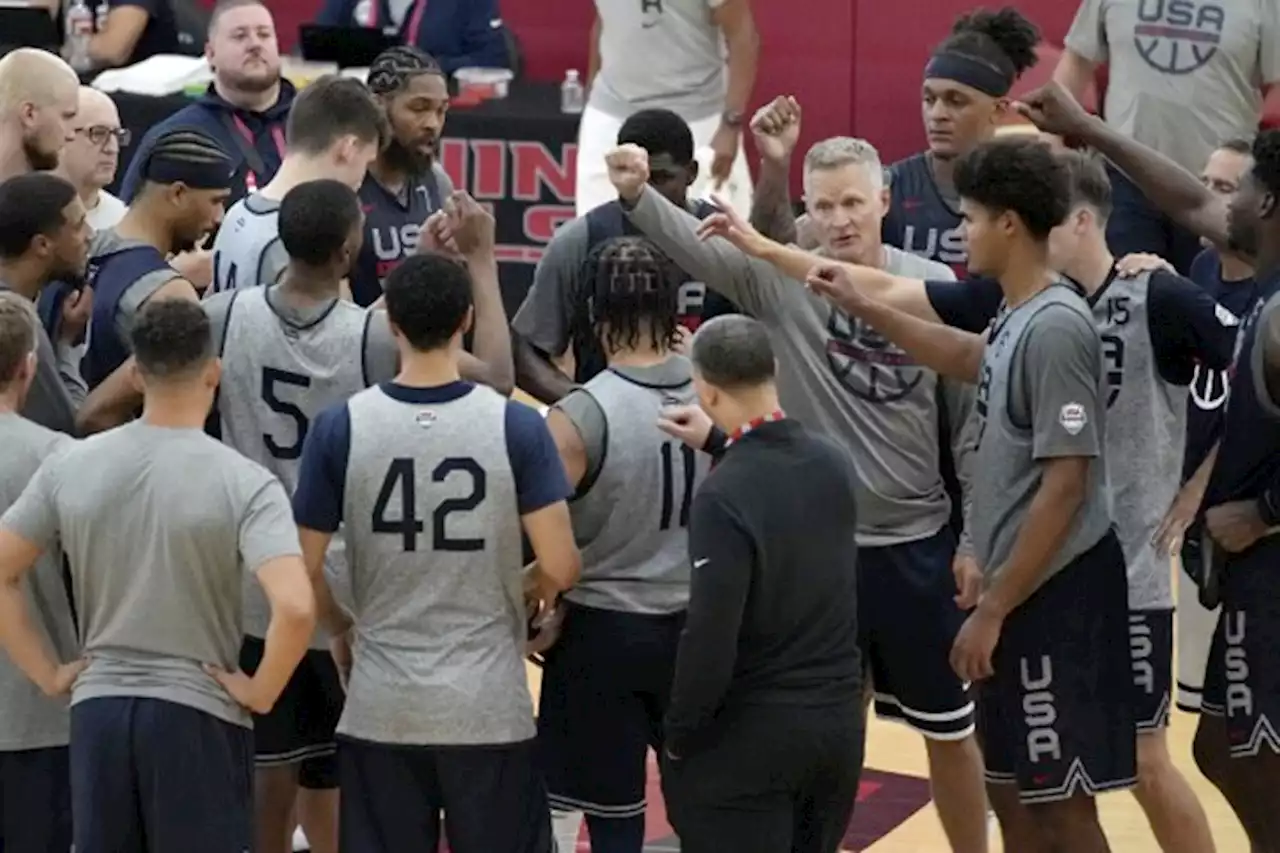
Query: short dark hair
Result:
<box><xmin>129</xmin><ymin>299</ymin><xmax>214</xmax><ymax>380</ymax></box>
<box><xmin>955</xmin><ymin>137</ymin><xmax>1070</xmax><ymax>239</ymax></box>
<box><xmin>1058</xmin><ymin>149</ymin><xmax>1112</xmax><ymax>221</ymax></box>
<box><xmin>617</xmin><ymin>109</ymin><xmax>695</xmax><ymax>166</ymax></box>
<box><xmin>1218</xmin><ymin>137</ymin><xmax>1254</xmax><ymax>157</ymax></box>
<box><xmin>933</xmin><ymin>7</ymin><xmax>1041</xmax><ymax>84</ymax></box>
<box><xmin>1253</xmin><ymin>130</ymin><xmax>1280</xmax><ymax>198</ymax></box>
<box><xmin>286</xmin><ymin>75</ymin><xmax>385</xmax><ymax>155</ymax></box>
<box><xmin>278</xmin><ymin>179</ymin><xmax>363</xmax><ymax>266</ymax></box>
<box><xmin>367</xmin><ymin>45</ymin><xmax>444</xmax><ymax>96</ymax></box>
<box><xmin>207</xmin><ymin>0</ymin><xmax>268</xmax><ymax>36</ymax></box>
<box><xmin>0</xmin><ymin>292</ymin><xmax>35</xmax><ymax>388</ymax></box>
<box><xmin>691</xmin><ymin>315</ymin><xmax>775</xmax><ymax>390</ymax></box>
<box><xmin>571</xmin><ymin>237</ymin><xmax>681</xmax><ymax>354</ymax></box>
<box><xmin>383</xmin><ymin>253</ymin><xmax>472</xmax><ymax>352</ymax></box>
<box><xmin>0</xmin><ymin>173</ymin><xmax>77</xmax><ymax>259</ymax></box>
<box><xmin>141</xmin><ymin>127</ymin><xmax>234</xmax><ymax>190</ymax></box>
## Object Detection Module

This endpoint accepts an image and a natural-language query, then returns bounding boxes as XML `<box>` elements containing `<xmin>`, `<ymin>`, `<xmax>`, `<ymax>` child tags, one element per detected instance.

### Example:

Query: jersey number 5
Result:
<box><xmin>373</xmin><ymin>457</ymin><xmax>488</xmax><ymax>552</ymax></box>
<box><xmin>659</xmin><ymin>442</ymin><xmax>696</xmax><ymax>530</ymax></box>
<box><xmin>261</xmin><ymin>367</ymin><xmax>311</xmax><ymax>459</ymax></box>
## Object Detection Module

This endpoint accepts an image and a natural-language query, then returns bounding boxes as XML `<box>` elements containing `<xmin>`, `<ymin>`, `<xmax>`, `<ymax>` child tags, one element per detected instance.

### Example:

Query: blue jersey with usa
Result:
<box><xmin>882</xmin><ymin>153</ymin><xmax>967</xmax><ymax>276</ymax></box>
<box><xmin>1183</xmin><ymin>248</ymin><xmax>1257</xmax><ymax>482</ymax></box>
<box><xmin>351</xmin><ymin>166</ymin><xmax>450</xmax><ymax>308</ymax></box>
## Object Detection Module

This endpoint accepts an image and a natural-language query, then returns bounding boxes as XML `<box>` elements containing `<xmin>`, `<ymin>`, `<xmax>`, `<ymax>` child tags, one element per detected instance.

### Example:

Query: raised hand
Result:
<box><xmin>657</xmin><ymin>403</ymin><xmax>713</xmax><ymax>451</ymax></box>
<box><xmin>416</xmin><ymin>209</ymin><xmax>461</xmax><ymax>257</ymax></box>
<box><xmin>1014</xmin><ymin>81</ymin><xmax>1096</xmax><ymax>139</ymax></box>
<box><xmin>803</xmin><ymin>261</ymin><xmax>870</xmax><ymax>315</ymax></box>
<box><xmin>750</xmin><ymin>96</ymin><xmax>802</xmax><ymax>165</ymax></box>
<box><xmin>694</xmin><ymin>192</ymin><xmax>768</xmax><ymax>255</ymax></box>
<box><xmin>605</xmin><ymin>143</ymin><xmax>651</xmax><ymax>202</ymax></box>
<box><xmin>445</xmin><ymin>191</ymin><xmax>496</xmax><ymax>258</ymax></box>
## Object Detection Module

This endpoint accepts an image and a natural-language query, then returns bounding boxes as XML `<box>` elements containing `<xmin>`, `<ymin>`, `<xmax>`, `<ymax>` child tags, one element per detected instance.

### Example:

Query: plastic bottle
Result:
<box><xmin>65</xmin><ymin>0</ymin><xmax>94</xmax><ymax>73</ymax></box>
<box><xmin>560</xmin><ymin>69</ymin><xmax>585</xmax><ymax>115</ymax></box>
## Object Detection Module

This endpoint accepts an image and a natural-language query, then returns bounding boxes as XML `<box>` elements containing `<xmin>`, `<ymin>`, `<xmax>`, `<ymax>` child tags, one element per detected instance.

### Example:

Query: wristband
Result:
<box><xmin>703</xmin><ymin>426</ymin><xmax>728</xmax><ymax>456</ymax></box>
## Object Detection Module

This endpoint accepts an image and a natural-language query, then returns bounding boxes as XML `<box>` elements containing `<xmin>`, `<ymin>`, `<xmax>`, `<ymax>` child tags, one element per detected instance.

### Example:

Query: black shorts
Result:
<box><xmin>1202</xmin><ymin>539</ymin><xmax>1280</xmax><ymax>757</ymax></box>
<box><xmin>0</xmin><ymin>746</ymin><xmax>71</xmax><ymax>852</ymax></box>
<box><xmin>240</xmin><ymin>635</ymin><xmax>342</xmax><ymax>789</ymax></box>
<box><xmin>977</xmin><ymin>531</ymin><xmax>1137</xmax><ymax>804</ymax></box>
<box><xmin>69</xmin><ymin>697</ymin><xmax>253</xmax><ymax>853</ymax></box>
<box><xmin>536</xmin><ymin>602</ymin><xmax>682</xmax><ymax>818</ymax></box>
<box><xmin>858</xmin><ymin>527</ymin><xmax>974</xmax><ymax>739</ymax></box>
<box><xmin>338</xmin><ymin>735</ymin><xmax>552</xmax><ymax>853</ymax></box>
<box><xmin>1129</xmin><ymin>608</ymin><xmax>1173</xmax><ymax>732</ymax></box>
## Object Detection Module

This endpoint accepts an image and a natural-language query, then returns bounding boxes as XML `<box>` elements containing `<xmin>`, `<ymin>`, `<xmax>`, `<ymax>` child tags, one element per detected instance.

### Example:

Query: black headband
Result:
<box><xmin>143</xmin><ymin>157</ymin><xmax>234</xmax><ymax>190</ymax></box>
<box><xmin>924</xmin><ymin>51</ymin><xmax>1013</xmax><ymax>97</ymax></box>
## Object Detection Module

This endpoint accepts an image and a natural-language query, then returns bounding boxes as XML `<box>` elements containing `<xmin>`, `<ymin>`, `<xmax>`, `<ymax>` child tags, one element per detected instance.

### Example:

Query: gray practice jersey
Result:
<box><xmin>1090</xmin><ymin>270</ymin><xmax>1186</xmax><ymax>610</ymax></box>
<box><xmin>210</xmin><ymin>193</ymin><xmax>289</xmax><ymax>294</ymax></box>
<box><xmin>0</xmin><ymin>414</ymin><xmax>76</xmax><ymax>751</ymax></box>
<box><xmin>0</xmin><ymin>422</ymin><xmax>302</xmax><ymax>729</ymax></box>
<box><xmin>589</xmin><ymin>0</ymin><xmax>728</xmax><ymax>122</ymax></box>
<box><xmin>624</xmin><ymin>188</ymin><xmax>972</xmax><ymax>548</ymax></box>
<box><xmin>314</xmin><ymin>385</ymin><xmax>536</xmax><ymax>745</ymax></box>
<box><xmin>970</xmin><ymin>285</ymin><xmax>1113</xmax><ymax>590</ymax></box>
<box><xmin>206</xmin><ymin>286</ymin><xmax>398</xmax><ymax>645</ymax></box>
<box><xmin>556</xmin><ymin>357</ymin><xmax>709</xmax><ymax>614</ymax></box>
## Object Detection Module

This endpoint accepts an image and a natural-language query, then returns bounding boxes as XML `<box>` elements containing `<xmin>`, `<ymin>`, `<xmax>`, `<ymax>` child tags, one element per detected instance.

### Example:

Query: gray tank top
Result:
<box><xmin>339</xmin><ymin>384</ymin><xmax>534</xmax><ymax>745</ymax></box>
<box><xmin>1091</xmin><ymin>269</ymin><xmax>1186</xmax><ymax>610</ymax></box>
<box><xmin>557</xmin><ymin>356</ymin><xmax>708</xmax><ymax>614</ymax></box>
<box><xmin>214</xmin><ymin>286</ymin><xmax>371</xmax><ymax>643</ymax></box>
<box><xmin>210</xmin><ymin>193</ymin><xmax>287</xmax><ymax>293</ymax></box>
<box><xmin>971</xmin><ymin>284</ymin><xmax>1113</xmax><ymax>590</ymax></box>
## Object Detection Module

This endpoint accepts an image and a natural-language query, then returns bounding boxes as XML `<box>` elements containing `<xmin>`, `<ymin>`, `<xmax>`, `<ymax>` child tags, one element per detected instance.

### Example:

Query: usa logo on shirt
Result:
<box><xmin>1134</xmin><ymin>0</ymin><xmax>1226</xmax><ymax>75</ymax></box>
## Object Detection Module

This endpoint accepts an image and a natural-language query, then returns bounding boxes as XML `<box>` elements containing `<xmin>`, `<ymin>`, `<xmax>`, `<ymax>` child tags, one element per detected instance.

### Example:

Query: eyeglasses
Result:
<box><xmin>74</xmin><ymin>126</ymin><xmax>132</xmax><ymax>147</ymax></box>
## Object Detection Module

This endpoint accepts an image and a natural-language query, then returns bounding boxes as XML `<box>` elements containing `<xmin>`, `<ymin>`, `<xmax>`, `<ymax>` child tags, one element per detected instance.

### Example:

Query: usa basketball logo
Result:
<box><xmin>1133</xmin><ymin>0</ymin><xmax>1225</xmax><ymax>75</ymax></box>
<box><xmin>825</xmin><ymin>306</ymin><xmax>924</xmax><ymax>404</ymax></box>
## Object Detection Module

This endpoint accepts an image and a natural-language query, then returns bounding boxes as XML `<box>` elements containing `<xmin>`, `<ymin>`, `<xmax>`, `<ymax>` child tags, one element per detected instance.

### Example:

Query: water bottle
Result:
<box><xmin>560</xmin><ymin>69</ymin><xmax>585</xmax><ymax>115</ymax></box>
<box><xmin>95</xmin><ymin>0</ymin><xmax>109</xmax><ymax>33</ymax></box>
<box><xmin>65</xmin><ymin>0</ymin><xmax>94</xmax><ymax>73</ymax></box>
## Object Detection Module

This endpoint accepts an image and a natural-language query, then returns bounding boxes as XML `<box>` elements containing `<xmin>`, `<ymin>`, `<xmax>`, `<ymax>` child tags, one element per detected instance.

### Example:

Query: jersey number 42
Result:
<box><xmin>373</xmin><ymin>457</ymin><xmax>487</xmax><ymax>552</ymax></box>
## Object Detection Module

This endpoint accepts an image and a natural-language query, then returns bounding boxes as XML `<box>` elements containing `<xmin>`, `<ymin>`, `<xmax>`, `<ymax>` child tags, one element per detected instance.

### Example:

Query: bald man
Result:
<box><xmin>57</xmin><ymin>88</ymin><xmax>128</xmax><ymax>231</ymax></box>
<box><xmin>0</xmin><ymin>49</ymin><xmax>79</xmax><ymax>181</ymax></box>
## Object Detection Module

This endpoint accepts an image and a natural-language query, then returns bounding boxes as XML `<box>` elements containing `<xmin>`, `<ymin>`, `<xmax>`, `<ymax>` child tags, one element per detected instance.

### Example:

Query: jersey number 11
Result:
<box><xmin>659</xmin><ymin>442</ymin><xmax>696</xmax><ymax>530</ymax></box>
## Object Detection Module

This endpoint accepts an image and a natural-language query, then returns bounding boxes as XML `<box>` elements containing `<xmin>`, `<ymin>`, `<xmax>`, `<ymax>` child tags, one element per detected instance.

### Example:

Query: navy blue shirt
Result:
<box><xmin>106</xmin><ymin>0</ymin><xmax>180</xmax><ymax>67</ymax></box>
<box><xmin>1183</xmin><ymin>249</ymin><xmax>1258</xmax><ymax>481</ymax></box>
<box><xmin>352</xmin><ymin>170</ymin><xmax>446</xmax><ymax>308</ymax></box>
<box><xmin>883</xmin><ymin>153</ymin><xmax>967</xmax><ymax>277</ymax></box>
<box><xmin>315</xmin><ymin>0</ymin><xmax>508</xmax><ymax>74</ymax></box>
<box><xmin>293</xmin><ymin>381</ymin><xmax>570</xmax><ymax>531</ymax></box>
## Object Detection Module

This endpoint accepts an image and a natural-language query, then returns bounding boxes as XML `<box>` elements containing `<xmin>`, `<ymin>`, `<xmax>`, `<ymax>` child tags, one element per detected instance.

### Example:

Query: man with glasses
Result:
<box><xmin>57</xmin><ymin>87</ymin><xmax>130</xmax><ymax>232</ymax></box>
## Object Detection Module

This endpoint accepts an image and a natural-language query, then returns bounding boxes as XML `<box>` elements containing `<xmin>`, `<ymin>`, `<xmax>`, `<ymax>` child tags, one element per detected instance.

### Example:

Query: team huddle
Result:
<box><xmin>1</xmin><ymin>2</ymin><xmax>1280</xmax><ymax>853</ymax></box>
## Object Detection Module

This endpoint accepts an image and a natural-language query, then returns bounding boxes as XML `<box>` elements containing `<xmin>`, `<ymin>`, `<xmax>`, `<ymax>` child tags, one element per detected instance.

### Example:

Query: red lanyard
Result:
<box><xmin>725</xmin><ymin>410</ymin><xmax>786</xmax><ymax>448</ymax></box>
<box><xmin>366</xmin><ymin>0</ymin><xmax>428</xmax><ymax>37</ymax></box>
<box><xmin>231</xmin><ymin>115</ymin><xmax>286</xmax><ymax>192</ymax></box>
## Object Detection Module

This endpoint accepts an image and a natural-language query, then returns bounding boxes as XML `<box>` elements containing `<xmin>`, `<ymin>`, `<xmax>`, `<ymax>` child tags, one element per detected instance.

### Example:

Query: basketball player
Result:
<box><xmin>0</xmin><ymin>174</ymin><xmax>92</xmax><ymax>435</ymax></box>
<box><xmin>80</xmin><ymin>128</ymin><xmax>231</xmax><ymax>394</ymax></box>
<box><xmin>0</xmin><ymin>48</ymin><xmax>79</xmax><ymax>182</ymax></box>
<box><xmin>352</xmin><ymin>46</ymin><xmax>456</xmax><ymax>307</ymax></box>
<box><xmin>211</xmin><ymin>75</ymin><xmax>384</xmax><ymax>294</ymax></box>
<box><xmin>606</xmin><ymin>142</ymin><xmax>989</xmax><ymax>851</ymax></box>
<box><xmin>536</xmin><ymin>237</ymin><xmax>710</xmax><ymax>853</ymax></box>
<box><xmin>513</xmin><ymin>109</ymin><xmax>736</xmax><ymax>405</ymax></box>
<box><xmin>292</xmin><ymin>252</ymin><xmax>580</xmax><ymax>853</ymax></box>
<box><xmin>0</xmin><ymin>294</ymin><xmax>78</xmax><ymax>853</ymax></box>
<box><xmin>0</xmin><ymin>298</ymin><xmax>315</xmax><ymax>853</ymax></box>
<box><xmin>808</xmin><ymin>137</ymin><xmax>1136</xmax><ymax>851</ymax></box>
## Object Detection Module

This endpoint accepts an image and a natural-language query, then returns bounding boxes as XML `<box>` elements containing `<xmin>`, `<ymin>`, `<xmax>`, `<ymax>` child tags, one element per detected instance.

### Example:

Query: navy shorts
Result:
<box><xmin>537</xmin><ymin>602</ymin><xmax>683</xmax><ymax>818</ymax></box>
<box><xmin>1202</xmin><ymin>539</ymin><xmax>1280</xmax><ymax>757</ymax></box>
<box><xmin>0</xmin><ymin>746</ymin><xmax>71</xmax><ymax>852</ymax></box>
<box><xmin>338</xmin><ymin>735</ymin><xmax>552</xmax><ymax>853</ymax></box>
<box><xmin>240</xmin><ymin>635</ymin><xmax>342</xmax><ymax>789</ymax></box>
<box><xmin>858</xmin><ymin>527</ymin><xmax>974</xmax><ymax>739</ymax></box>
<box><xmin>978</xmin><ymin>531</ymin><xmax>1137</xmax><ymax>804</ymax></box>
<box><xmin>1130</xmin><ymin>608</ymin><xmax>1174</xmax><ymax>731</ymax></box>
<box><xmin>70</xmin><ymin>697</ymin><xmax>253</xmax><ymax>853</ymax></box>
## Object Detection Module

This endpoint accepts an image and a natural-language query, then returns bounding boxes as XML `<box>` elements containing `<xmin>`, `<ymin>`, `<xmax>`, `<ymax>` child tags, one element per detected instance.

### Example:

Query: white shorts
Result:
<box><xmin>574</xmin><ymin>104</ymin><xmax>754</xmax><ymax>218</ymax></box>
<box><xmin>1176</xmin><ymin>560</ymin><xmax>1220</xmax><ymax>713</ymax></box>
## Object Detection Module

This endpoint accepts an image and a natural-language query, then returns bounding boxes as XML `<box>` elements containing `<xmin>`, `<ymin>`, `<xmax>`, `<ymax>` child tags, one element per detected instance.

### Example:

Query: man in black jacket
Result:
<box><xmin>656</xmin><ymin>314</ymin><xmax>864</xmax><ymax>853</ymax></box>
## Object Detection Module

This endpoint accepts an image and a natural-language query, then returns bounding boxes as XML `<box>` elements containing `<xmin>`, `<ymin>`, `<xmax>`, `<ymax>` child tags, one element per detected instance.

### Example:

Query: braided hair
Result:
<box><xmin>146</xmin><ymin>127</ymin><xmax>233</xmax><ymax>171</ymax></box>
<box><xmin>569</xmin><ymin>237</ymin><xmax>682</xmax><ymax>356</ymax></box>
<box><xmin>367</xmin><ymin>45</ymin><xmax>444</xmax><ymax>96</ymax></box>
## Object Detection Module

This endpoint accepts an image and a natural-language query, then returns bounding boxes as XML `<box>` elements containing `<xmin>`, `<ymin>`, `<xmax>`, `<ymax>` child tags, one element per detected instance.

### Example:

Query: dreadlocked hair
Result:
<box><xmin>367</xmin><ymin>45</ymin><xmax>444</xmax><ymax>96</ymax></box>
<box><xmin>569</xmin><ymin>237</ymin><xmax>682</xmax><ymax>356</ymax></box>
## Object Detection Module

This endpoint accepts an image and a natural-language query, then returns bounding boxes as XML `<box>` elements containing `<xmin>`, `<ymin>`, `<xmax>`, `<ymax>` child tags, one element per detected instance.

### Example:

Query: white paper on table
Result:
<box><xmin>91</xmin><ymin>54</ymin><xmax>211</xmax><ymax>96</ymax></box>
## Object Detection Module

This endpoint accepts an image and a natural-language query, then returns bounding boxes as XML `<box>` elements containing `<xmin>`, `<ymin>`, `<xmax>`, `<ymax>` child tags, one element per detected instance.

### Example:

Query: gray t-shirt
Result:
<box><xmin>970</xmin><ymin>285</ymin><xmax>1113</xmax><ymax>591</ymax></box>
<box><xmin>556</xmin><ymin>356</ymin><xmax>709</xmax><ymax>614</ymax></box>
<box><xmin>1065</xmin><ymin>0</ymin><xmax>1280</xmax><ymax>171</ymax></box>
<box><xmin>0</xmin><ymin>413</ymin><xmax>76</xmax><ymax>751</ymax></box>
<box><xmin>0</xmin><ymin>422</ymin><xmax>302</xmax><ymax>729</ymax></box>
<box><xmin>623</xmin><ymin>188</ymin><xmax>971</xmax><ymax>548</ymax></box>
<box><xmin>0</xmin><ymin>284</ymin><xmax>84</xmax><ymax>435</ymax></box>
<box><xmin>206</xmin><ymin>286</ymin><xmax>397</xmax><ymax>644</ymax></box>
<box><xmin>210</xmin><ymin>193</ymin><xmax>288</xmax><ymax>294</ymax></box>
<box><xmin>589</xmin><ymin>0</ymin><xmax>729</xmax><ymax>122</ymax></box>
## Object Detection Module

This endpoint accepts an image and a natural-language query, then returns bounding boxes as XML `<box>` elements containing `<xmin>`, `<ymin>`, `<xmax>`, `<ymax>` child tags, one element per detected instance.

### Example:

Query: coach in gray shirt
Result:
<box><xmin>0</xmin><ymin>174</ymin><xmax>93</xmax><ymax>435</ymax></box>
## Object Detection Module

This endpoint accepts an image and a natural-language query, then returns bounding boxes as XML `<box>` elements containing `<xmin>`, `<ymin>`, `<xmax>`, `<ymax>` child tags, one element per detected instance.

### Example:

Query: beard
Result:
<box><xmin>220</xmin><ymin>64</ymin><xmax>280</xmax><ymax>95</ymax></box>
<box><xmin>382</xmin><ymin>136</ymin><xmax>434</xmax><ymax>176</ymax></box>
<box><xmin>24</xmin><ymin>134</ymin><xmax>58</xmax><ymax>171</ymax></box>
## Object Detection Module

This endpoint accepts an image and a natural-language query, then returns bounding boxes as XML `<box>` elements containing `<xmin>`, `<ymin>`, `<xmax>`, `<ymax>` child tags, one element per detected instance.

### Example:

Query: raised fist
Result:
<box><xmin>1014</xmin><ymin>81</ymin><xmax>1096</xmax><ymax>139</ymax></box>
<box><xmin>605</xmin><ymin>143</ymin><xmax>651</xmax><ymax>202</ymax></box>
<box><xmin>750</xmin><ymin>95</ymin><xmax>802</xmax><ymax>164</ymax></box>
